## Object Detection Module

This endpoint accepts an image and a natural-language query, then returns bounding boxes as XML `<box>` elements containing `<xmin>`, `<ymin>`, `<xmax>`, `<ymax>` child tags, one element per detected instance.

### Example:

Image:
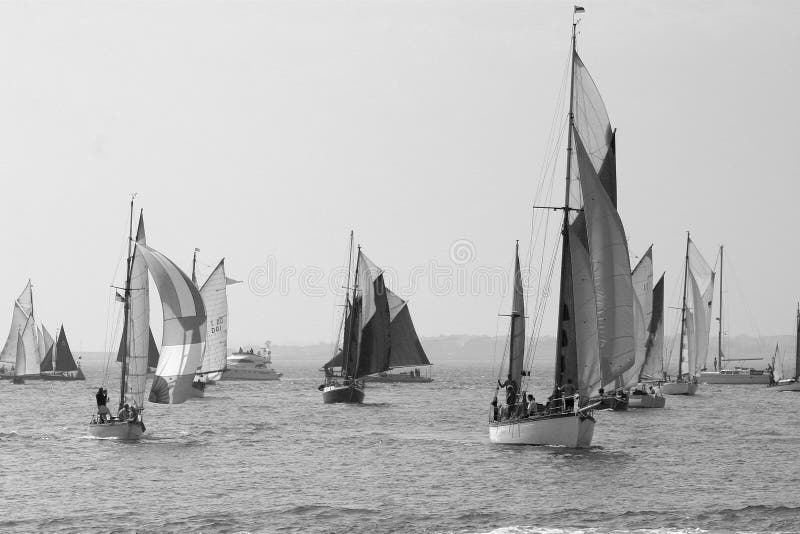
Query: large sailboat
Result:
<box><xmin>39</xmin><ymin>325</ymin><xmax>85</xmax><ymax>381</ymax></box>
<box><xmin>1</xmin><ymin>281</ymin><xmax>46</xmax><ymax>381</ymax></box>
<box><xmin>661</xmin><ymin>233</ymin><xmax>715</xmax><ymax>395</ymax></box>
<box><xmin>190</xmin><ymin>250</ymin><xmax>240</xmax><ymax>396</ymax></box>
<box><xmin>776</xmin><ymin>305</ymin><xmax>800</xmax><ymax>391</ymax></box>
<box><xmin>88</xmin><ymin>202</ymin><xmax>207</xmax><ymax>439</ymax></box>
<box><xmin>489</xmin><ymin>9</ymin><xmax>635</xmax><ymax>447</ymax></box>
<box><xmin>699</xmin><ymin>246</ymin><xmax>770</xmax><ymax>384</ymax></box>
<box><xmin>321</xmin><ymin>234</ymin><xmax>429</xmax><ymax>403</ymax></box>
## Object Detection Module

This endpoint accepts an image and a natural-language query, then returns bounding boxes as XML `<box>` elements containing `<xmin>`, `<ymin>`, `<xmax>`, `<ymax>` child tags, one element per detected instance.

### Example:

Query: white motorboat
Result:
<box><xmin>221</xmin><ymin>343</ymin><xmax>282</xmax><ymax>381</ymax></box>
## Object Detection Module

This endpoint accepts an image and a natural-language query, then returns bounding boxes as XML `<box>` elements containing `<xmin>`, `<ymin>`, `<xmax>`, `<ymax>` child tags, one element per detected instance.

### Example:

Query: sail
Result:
<box><xmin>686</xmin><ymin>239</ymin><xmax>715</xmax><ymax>376</ymax></box>
<box><xmin>348</xmin><ymin>252</ymin><xmax>391</xmax><ymax>380</ymax></box>
<box><xmin>19</xmin><ymin>317</ymin><xmax>40</xmax><ymax>375</ymax></box>
<box><xmin>795</xmin><ymin>307</ymin><xmax>800</xmax><ymax>381</ymax></box>
<box><xmin>1</xmin><ymin>281</ymin><xmax>36</xmax><ymax>363</ymax></box>
<box><xmin>14</xmin><ymin>331</ymin><xmax>25</xmax><ymax>376</ymax></box>
<box><xmin>507</xmin><ymin>246</ymin><xmax>525</xmax><ymax>382</ymax></box>
<box><xmin>117</xmin><ymin>324</ymin><xmax>160</xmax><ymax>369</ymax></box>
<box><xmin>52</xmin><ymin>325</ymin><xmax>78</xmax><ymax>372</ymax></box>
<box><xmin>572</xmin><ymin>51</ymin><xmax>617</xmax><ymax>206</ymax></box>
<box><xmin>640</xmin><ymin>274</ymin><xmax>665</xmax><ymax>381</ymax></box>
<box><xmin>772</xmin><ymin>344</ymin><xmax>783</xmax><ymax>383</ymax></box>
<box><xmin>121</xmin><ymin>215</ymin><xmax>151</xmax><ymax>409</ymax></box>
<box><xmin>574</xmin><ymin>130</ymin><xmax>635</xmax><ymax>388</ymax></box>
<box><xmin>197</xmin><ymin>260</ymin><xmax>232</xmax><ymax>374</ymax></box>
<box><xmin>137</xmin><ymin>243</ymin><xmax>207</xmax><ymax>404</ymax></box>
<box><xmin>386</xmin><ymin>289</ymin><xmax>430</xmax><ymax>369</ymax></box>
<box><xmin>622</xmin><ymin>248</ymin><xmax>653</xmax><ymax>388</ymax></box>
<box><xmin>39</xmin><ymin>325</ymin><xmax>56</xmax><ymax>372</ymax></box>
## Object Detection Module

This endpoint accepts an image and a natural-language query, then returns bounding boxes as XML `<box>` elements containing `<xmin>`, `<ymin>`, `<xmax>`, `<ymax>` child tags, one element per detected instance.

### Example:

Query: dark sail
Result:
<box><xmin>508</xmin><ymin>245</ymin><xmax>525</xmax><ymax>382</ymax></box>
<box><xmin>386</xmin><ymin>289</ymin><xmax>430</xmax><ymax>368</ymax></box>
<box><xmin>352</xmin><ymin>272</ymin><xmax>391</xmax><ymax>379</ymax></box>
<box><xmin>116</xmin><ymin>323</ymin><xmax>160</xmax><ymax>368</ymax></box>
<box><xmin>53</xmin><ymin>325</ymin><xmax>79</xmax><ymax>371</ymax></box>
<box><xmin>640</xmin><ymin>274</ymin><xmax>665</xmax><ymax>381</ymax></box>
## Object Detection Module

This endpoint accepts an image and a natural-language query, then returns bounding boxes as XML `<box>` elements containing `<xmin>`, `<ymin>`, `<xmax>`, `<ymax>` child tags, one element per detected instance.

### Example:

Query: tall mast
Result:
<box><xmin>553</xmin><ymin>16</ymin><xmax>579</xmax><ymax>388</ymax></box>
<box><xmin>717</xmin><ymin>245</ymin><xmax>724</xmax><ymax>371</ymax></box>
<box><xmin>119</xmin><ymin>197</ymin><xmax>135</xmax><ymax>411</ymax></box>
<box><xmin>343</xmin><ymin>243</ymin><xmax>361</xmax><ymax>380</ymax></box>
<box><xmin>677</xmin><ymin>231</ymin><xmax>690</xmax><ymax>381</ymax></box>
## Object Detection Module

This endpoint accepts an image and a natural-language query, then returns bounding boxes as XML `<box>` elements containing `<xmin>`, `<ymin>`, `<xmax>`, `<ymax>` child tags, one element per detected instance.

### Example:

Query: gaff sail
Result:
<box><xmin>197</xmin><ymin>259</ymin><xmax>238</xmax><ymax>375</ymax></box>
<box><xmin>639</xmin><ymin>274</ymin><xmax>665</xmax><ymax>381</ymax></box>
<box><xmin>686</xmin><ymin>239</ymin><xmax>715</xmax><ymax>376</ymax></box>
<box><xmin>123</xmin><ymin>215</ymin><xmax>152</xmax><ymax>409</ymax></box>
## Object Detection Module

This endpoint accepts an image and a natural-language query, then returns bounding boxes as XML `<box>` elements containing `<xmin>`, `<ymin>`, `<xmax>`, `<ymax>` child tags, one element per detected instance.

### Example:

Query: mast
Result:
<box><xmin>677</xmin><ymin>231</ymin><xmax>690</xmax><ymax>381</ymax></box>
<box><xmin>553</xmin><ymin>16</ymin><xmax>578</xmax><ymax>388</ymax></box>
<box><xmin>717</xmin><ymin>245</ymin><xmax>723</xmax><ymax>371</ymax></box>
<box><xmin>343</xmin><ymin>243</ymin><xmax>361</xmax><ymax>380</ymax></box>
<box><xmin>795</xmin><ymin>303</ymin><xmax>800</xmax><ymax>381</ymax></box>
<box><xmin>119</xmin><ymin>198</ymin><xmax>135</xmax><ymax>411</ymax></box>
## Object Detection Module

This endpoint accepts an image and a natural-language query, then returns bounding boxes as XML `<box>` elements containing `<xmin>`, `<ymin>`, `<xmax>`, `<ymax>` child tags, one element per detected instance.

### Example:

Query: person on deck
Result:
<box><xmin>563</xmin><ymin>379</ymin><xmax>576</xmax><ymax>410</ymax></box>
<box><xmin>490</xmin><ymin>397</ymin><xmax>499</xmax><ymax>421</ymax></box>
<box><xmin>96</xmin><ymin>388</ymin><xmax>109</xmax><ymax>422</ymax></box>
<box><xmin>118</xmin><ymin>404</ymin><xmax>132</xmax><ymax>422</ymax></box>
<box><xmin>498</xmin><ymin>374</ymin><xmax>518</xmax><ymax>412</ymax></box>
<box><xmin>526</xmin><ymin>394</ymin><xmax>537</xmax><ymax>416</ymax></box>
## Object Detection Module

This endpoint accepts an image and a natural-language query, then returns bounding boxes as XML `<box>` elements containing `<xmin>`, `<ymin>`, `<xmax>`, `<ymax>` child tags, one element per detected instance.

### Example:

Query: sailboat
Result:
<box><xmin>698</xmin><ymin>246</ymin><xmax>771</xmax><ymax>384</ymax></box>
<box><xmin>489</xmin><ymin>9</ymin><xmax>635</xmax><ymax>447</ymax></box>
<box><xmin>776</xmin><ymin>305</ymin><xmax>800</xmax><ymax>391</ymax></box>
<box><xmin>661</xmin><ymin>233</ymin><xmax>715</xmax><ymax>395</ymax></box>
<box><xmin>321</xmin><ymin>234</ymin><xmax>428</xmax><ymax>403</ymax></box>
<box><xmin>1</xmin><ymin>281</ymin><xmax>46</xmax><ymax>380</ymax></box>
<box><xmin>88</xmin><ymin>202</ymin><xmax>207</xmax><ymax>439</ymax></box>
<box><xmin>39</xmin><ymin>325</ymin><xmax>86</xmax><ymax>381</ymax></box>
<box><xmin>190</xmin><ymin>250</ymin><xmax>239</xmax><ymax>397</ymax></box>
<box><xmin>628</xmin><ymin>253</ymin><xmax>666</xmax><ymax>408</ymax></box>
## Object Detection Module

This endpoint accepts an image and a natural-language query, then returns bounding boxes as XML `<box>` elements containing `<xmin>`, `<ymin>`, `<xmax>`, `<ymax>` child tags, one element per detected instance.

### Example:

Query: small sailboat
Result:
<box><xmin>489</xmin><ymin>9</ymin><xmax>635</xmax><ymax>447</ymax></box>
<box><xmin>88</xmin><ymin>202</ymin><xmax>207</xmax><ymax>439</ymax></box>
<box><xmin>39</xmin><ymin>325</ymin><xmax>85</xmax><ymax>381</ymax></box>
<box><xmin>661</xmin><ymin>233</ymin><xmax>715</xmax><ymax>395</ymax></box>
<box><xmin>190</xmin><ymin>252</ymin><xmax>240</xmax><ymax>396</ymax></box>
<box><xmin>1</xmin><ymin>280</ymin><xmax>46</xmax><ymax>380</ymax></box>
<box><xmin>776</xmin><ymin>305</ymin><xmax>800</xmax><ymax>391</ymax></box>
<box><xmin>699</xmin><ymin>246</ymin><xmax>771</xmax><ymax>384</ymax></box>
<box><xmin>321</xmin><ymin>234</ymin><xmax>426</xmax><ymax>403</ymax></box>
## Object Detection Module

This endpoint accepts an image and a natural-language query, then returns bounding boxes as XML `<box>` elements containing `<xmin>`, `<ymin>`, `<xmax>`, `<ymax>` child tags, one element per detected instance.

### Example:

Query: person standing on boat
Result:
<box><xmin>95</xmin><ymin>388</ymin><xmax>109</xmax><ymax>423</ymax></box>
<box><xmin>563</xmin><ymin>379</ymin><xmax>576</xmax><ymax>410</ymax></box>
<box><xmin>498</xmin><ymin>374</ymin><xmax>518</xmax><ymax>412</ymax></box>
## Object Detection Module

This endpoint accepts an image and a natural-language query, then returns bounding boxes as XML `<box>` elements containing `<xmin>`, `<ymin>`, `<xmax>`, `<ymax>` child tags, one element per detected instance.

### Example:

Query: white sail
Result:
<box><xmin>14</xmin><ymin>331</ymin><xmax>25</xmax><ymax>376</ymax></box>
<box><xmin>1</xmin><ymin>281</ymin><xmax>36</xmax><ymax>363</ymax></box>
<box><xmin>574</xmin><ymin>130</ymin><xmax>636</xmax><ymax>389</ymax></box>
<box><xmin>124</xmin><ymin>215</ymin><xmax>151</xmax><ymax>409</ymax></box>
<box><xmin>569</xmin><ymin>227</ymin><xmax>602</xmax><ymax>398</ymax></box>
<box><xmin>20</xmin><ymin>317</ymin><xmax>40</xmax><ymax>375</ymax></box>
<box><xmin>197</xmin><ymin>260</ymin><xmax>232</xmax><ymax>375</ymax></box>
<box><xmin>686</xmin><ymin>240</ymin><xmax>715</xmax><ymax>376</ymax></box>
<box><xmin>622</xmin><ymin>248</ymin><xmax>653</xmax><ymax>388</ymax></box>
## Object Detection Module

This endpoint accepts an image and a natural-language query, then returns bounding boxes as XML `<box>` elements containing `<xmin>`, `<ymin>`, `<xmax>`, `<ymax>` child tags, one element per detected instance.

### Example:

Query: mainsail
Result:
<box><xmin>14</xmin><ymin>331</ymin><xmax>25</xmax><ymax>376</ymax></box>
<box><xmin>40</xmin><ymin>326</ymin><xmax>79</xmax><ymax>372</ymax></box>
<box><xmin>508</xmin><ymin>245</ymin><xmax>525</xmax><ymax>383</ymax></box>
<box><xmin>341</xmin><ymin>251</ymin><xmax>391</xmax><ymax>380</ymax></box>
<box><xmin>1</xmin><ymin>281</ymin><xmax>39</xmax><ymax>364</ymax></box>
<box><xmin>122</xmin><ymin>215</ymin><xmax>152</xmax><ymax>409</ymax></box>
<box><xmin>622</xmin><ymin>248</ymin><xmax>653</xmax><ymax>388</ymax></box>
<box><xmin>197</xmin><ymin>259</ymin><xmax>236</xmax><ymax>375</ymax></box>
<box><xmin>137</xmin><ymin>243</ymin><xmax>207</xmax><ymax>404</ymax></box>
<box><xmin>116</xmin><ymin>323</ymin><xmax>160</xmax><ymax>369</ymax></box>
<box><xmin>639</xmin><ymin>274</ymin><xmax>665</xmax><ymax>381</ymax></box>
<box><xmin>554</xmin><ymin>48</ymin><xmax>633</xmax><ymax>400</ymax></box>
<box><xmin>686</xmin><ymin>239</ymin><xmax>715</xmax><ymax>376</ymax></box>
<box><xmin>18</xmin><ymin>316</ymin><xmax>40</xmax><ymax>376</ymax></box>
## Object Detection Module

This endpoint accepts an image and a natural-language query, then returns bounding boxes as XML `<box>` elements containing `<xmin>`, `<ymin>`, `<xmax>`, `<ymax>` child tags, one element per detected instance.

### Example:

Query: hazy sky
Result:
<box><xmin>0</xmin><ymin>1</ymin><xmax>797</xmax><ymax>351</ymax></box>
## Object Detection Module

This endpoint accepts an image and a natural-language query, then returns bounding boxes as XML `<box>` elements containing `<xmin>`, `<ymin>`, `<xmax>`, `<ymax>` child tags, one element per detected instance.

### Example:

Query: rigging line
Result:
<box><xmin>526</xmin><ymin>227</ymin><xmax>561</xmax><ymax>372</ymax></box>
<box><xmin>102</xmin><ymin>235</ymin><xmax>128</xmax><ymax>383</ymax></box>
<box><xmin>663</xmin><ymin>264</ymin><xmax>686</xmax><ymax>372</ymax></box>
<box><xmin>726</xmin><ymin>252</ymin><xmax>765</xmax><ymax>353</ymax></box>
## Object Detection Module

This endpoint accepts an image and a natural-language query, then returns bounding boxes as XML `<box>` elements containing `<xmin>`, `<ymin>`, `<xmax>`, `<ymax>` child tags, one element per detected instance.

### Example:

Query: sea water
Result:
<box><xmin>1</xmin><ymin>360</ymin><xmax>798</xmax><ymax>533</ymax></box>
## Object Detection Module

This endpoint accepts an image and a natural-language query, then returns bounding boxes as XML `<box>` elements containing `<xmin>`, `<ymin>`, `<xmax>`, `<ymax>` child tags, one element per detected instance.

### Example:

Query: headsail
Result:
<box><xmin>116</xmin><ymin>324</ymin><xmax>160</xmax><ymax>369</ymax></box>
<box><xmin>53</xmin><ymin>326</ymin><xmax>79</xmax><ymax>372</ymax></box>
<box><xmin>197</xmin><ymin>259</ymin><xmax>236</xmax><ymax>374</ymax></box>
<box><xmin>639</xmin><ymin>274</ymin><xmax>665</xmax><ymax>381</ymax></box>
<box><xmin>386</xmin><ymin>289</ymin><xmax>430</xmax><ymax>369</ymax></box>
<box><xmin>14</xmin><ymin>331</ymin><xmax>26</xmax><ymax>376</ymax></box>
<box><xmin>18</xmin><ymin>316</ymin><xmax>40</xmax><ymax>375</ymax></box>
<box><xmin>39</xmin><ymin>325</ymin><xmax>56</xmax><ymax>372</ymax></box>
<box><xmin>137</xmin><ymin>243</ymin><xmax>207</xmax><ymax>404</ymax></box>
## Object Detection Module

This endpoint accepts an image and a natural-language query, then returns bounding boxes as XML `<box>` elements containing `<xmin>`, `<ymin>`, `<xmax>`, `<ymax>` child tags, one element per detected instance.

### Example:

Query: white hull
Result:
<box><xmin>661</xmin><ymin>381</ymin><xmax>698</xmax><ymax>395</ymax></box>
<box><xmin>776</xmin><ymin>381</ymin><xmax>800</xmax><ymax>392</ymax></box>
<box><xmin>699</xmin><ymin>371</ymin><xmax>770</xmax><ymax>384</ymax></box>
<box><xmin>221</xmin><ymin>368</ymin><xmax>282</xmax><ymax>381</ymax></box>
<box><xmin>87</xmin><ymin>421</ymin><xmax>144</xmax><ymax>440</ymax></box>
<box><xmin>489</xmin><ymin>414</ymin><xmax>594</xmax><ymax>447</ymax></box>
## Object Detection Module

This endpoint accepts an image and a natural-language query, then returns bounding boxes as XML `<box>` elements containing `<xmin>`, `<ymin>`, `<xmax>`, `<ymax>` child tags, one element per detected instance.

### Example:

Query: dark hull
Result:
<box><xmin>39</xmin><ymin>373</ymin><xmax>86</xmax><ymax>381</ymax></box>
<box><xmin>322</xmin><ymin>385</ymin><xmax>365</xmax><ymax>404</ymax></box>
<box><xmin>591</xmin><ymin>395</ymin><xmax>629</xmax><ymax>411</ymax></box>
<box><xmin>365</xmin><ymin>374</ymin><xmax>432</xmax><ymax>383</ymax></box>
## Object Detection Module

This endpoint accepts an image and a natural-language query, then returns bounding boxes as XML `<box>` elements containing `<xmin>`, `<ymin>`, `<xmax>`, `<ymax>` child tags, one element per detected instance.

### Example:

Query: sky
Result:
<box><xmin>0</xmin><ymin>0</ymin><xmax>797</xmax><ymax>351</ymax></box>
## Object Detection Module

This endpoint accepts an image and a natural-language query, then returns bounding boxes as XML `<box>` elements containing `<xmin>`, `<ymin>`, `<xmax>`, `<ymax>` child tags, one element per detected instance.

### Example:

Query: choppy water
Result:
<box><xmin>2</xmin><ymin>360</ymin><xmax>799</xmax><ymax>533</ymax></box>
